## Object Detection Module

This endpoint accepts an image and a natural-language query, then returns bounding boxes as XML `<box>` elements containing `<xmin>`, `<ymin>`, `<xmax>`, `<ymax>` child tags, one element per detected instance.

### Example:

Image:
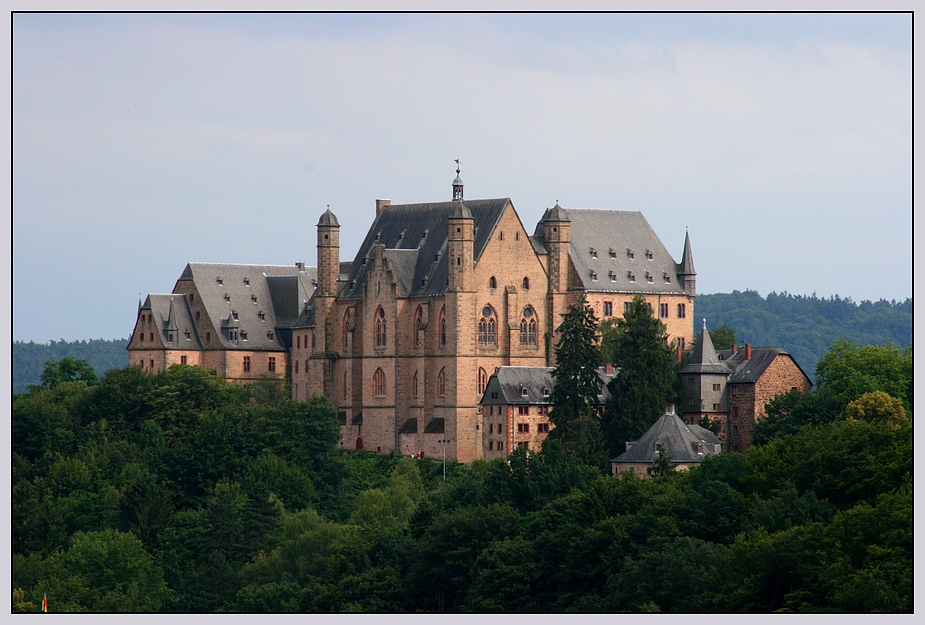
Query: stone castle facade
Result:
<box><xmin>130</xmin><ymin>172</ymin><xmax>698</xmax><ymax>462</ymax></box>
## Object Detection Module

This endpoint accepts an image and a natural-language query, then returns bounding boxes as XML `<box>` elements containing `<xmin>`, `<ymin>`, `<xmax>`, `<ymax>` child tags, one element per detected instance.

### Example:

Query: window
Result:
<box><xmin>688</xmin><ymin>377</ymin><xmax>695</xmax><ymax>387</ymax></box>
<box><xmin>489</xmin><ymin>424</ymin><xmax>494</xmax><ymax>434</ymax></box>
<box><xmin>542</xmin><ymin>387</ymin><xmax>550</xmax><ymax>398</ymax></box>
<box><xmin>697</xmin><ymin>443</ymin><xmax>704</xmax><ymax>455</ymax></box>
<box><xmin>732</xmin><ymin>386</ymin><xmax>738</xmax><ymax>396</ymax></box>
<box><xmin>343</xmin><ymin>372</ymin><xmax>348</xmax><ymax>400</ymax></box>
<box><xmin>518</xmin><ymin>406</ymin><xmax>529</xmax><ymax>415</ymax></box>
<box><xmin>713</xmin><ymin>383</ymin><xmax>721</xmax><ymax>391</ymax></box>
<box><xmin>295</xmin><ymin>360</ymin><xmax>299</xmax><ymax>374</ymax></box>
<box><xmin>659</xmin><ymin>303</ymin><xmax>669</xmax><ymax>318</ymax></box>
<box><xmin>478</xmin><ymin>306</ymin><xmax>496</xmax><ymax>346</ymax></box>
<box><xmin>413</xmin><ymin>371</ymin><xmax>419</xmax><ymax>398</ymax></box>
<box><xmin>521</xmin><ymin>387</ymin><xmax>528</xmax><ymax>398</ymax></box>
<box><xmin>663</xmin><ymin>272</ymin><xmax>672</xmax><ymax>284</ymax></box>
<box><xmin>373</xmin><ymin>368</ymin><xmax>386</xmax><ymax>397</ymax></box>
<box><xmin>414</xmin><ymin>306</ymin><xmax>423</xmax><ymax>347</ymax></box>
<box><xmin>258</xmin><ymin>312</ymin><xmax>266</xmax><ymax>321</ymax></box>
<box><xmin>538</xmin><ymin>423</ymin><xmax>550</xmax><ymax>433</ymax></box>
<box><xmin>678</xmin><ymin>304</ymin><xmax>686</xmax><ymax>318</ymax></box>
<box><xmin>489</xmin><ymin>441</ymin><xmax>494</xmax><ymax>450</ymax></box>
<box><xmin>522</xmin><ymin>276</ymin><xmax>530</xmax><ymax>290</ymax></box>
<box><xmin>609</xmin><ymin>248</ymin><xmax>617</xmax><ymax>258</ymax></box>
<box><xmin>375</xmin><ymin>307</ymin><xmax>387</xmax><ymax>347</ymax></box>
<box><xmin>268</xmin><ymin>357</ymin><xmax>276</xmax><ymax>373</ymax></box>
<box><xmin>517</xmin><ymin>442</ymin><xmax>529</xmax><ymax>449</ymax></box>
<box><xmin>627</xmin><ymin>248</ymin><xmax>635</xmax><ymax>259</ymax></box>
<box><xmin>519</xmin><ymin>307</ymin><xmax>537</xmax><ymax>346</ymax></box>
<box><xmin>687</xmin><ymin>398</ymin><xmax>695</xmax><ymax>407</ymax></box>
<box><xmin>180</xmin><ymin>355</ymin><xmax>187</xmax><ymax>365</ymax></box>
<box><xmin>206</xmin><ymin>332</ymin><xmax>211</xmax><ymax>343</ymax></box>
<box><xmin>603</xmin><ymin>301</ymin><xmax>613</xmax><ymax>317</ymax></box>
<box><xmin>518</xmin><ymin>423</ymin><xmax>530</xmax><ymax>433</ymax></box>
<box><xmin>440</xmin><ymin>307</ymin><xmax>447</xmax><ymax>346</ymax></box>
<box><xmin>150</xmin><ymin>359</ymin><xmax>154</xmax><ymax>369</ymax></box>
<box><xmin>251</xmin><ymin>294</ymin><xmax>257</xmax><ymax>303</ymax></box>
<box><xmin>478</xmin><ymin>368</ymin><xmax>488</xmax><ymax>395</ymax></box>
<box><xmin>195</xmin><ymin>311</ymin><xmax>200</xmax><ymax>320</ymax></box>
<box><xmin>139</xmin><ymin>332</ymin><xmax>144</xmax><ymax>342</ymax></box>
<box><xmin>297</xmin><ymin>335</ymin><xmax>301</xmax><ymax>349</ymax></box>
<box><xmin>624</xmin><ymin>302</ymin><xmax>631</xmax><ymax>313</ymax></box>
<box><xmin>678</xmin><ymin>337</ymin><xmax>686</xmax><ymax>350</ymax></box>
<box><xmin>712</xmin><ymin>403</ymin><xmax>720</xmax><ymax>410</ymax></box>
<box><xmin>304</xmin><ymin>359</ymin><xmax>309</xmax><ymax>374</ymax></box>
<box><xmin>591</xmin><ymin>271</ymin><xmax>598</xmax><ymax>281</ymax></box>
<box><xmin>609</xmin><ymin>271</ymin><xmax>617</xmax><ymax>281</ymax></box>
<box><xmin>733</xmin><ymin>407</ymin><xmax>739</xmax><ymax>418</ymax></box>
<box><xmin>437</xmin><ymin>368</ymin><xmax>446</xmax><ymax>397</ymax></box>
<box><xmin>590</xmin><ymin>247</ymin><xmax>597</xmax><ymax>258</ymax></box>
<box><xmin>628</xmin><ymin>272</ymin><xmax>636</xmax><ymax>283</ymax></box>
<box><xmin>149</xmin><ymin>333</ymin><xmax>154</xmax><ymax>342</ymax></box>
<box><xmin>491</xmin><ymin>391</ymin><xmax>498</xmax><ymax>400</ymax></box>
<box><xmin>489</xmin><ymin>276</ymin><xmax>497</xmax><ymax>289</ymax></box>
<box><xmin>646</xmin><ymin>250</ymin><xmax>653</xmax><ymax>260</ymax></box>
<box><xmin>646</xmin><ymin>272</ymin><xmax>653</xmax><ymax>284</ymax></box>
<box><xmin>499</xmin><ymin>442</ymin><xmax>504</xmax><ymax>450</ymax></box>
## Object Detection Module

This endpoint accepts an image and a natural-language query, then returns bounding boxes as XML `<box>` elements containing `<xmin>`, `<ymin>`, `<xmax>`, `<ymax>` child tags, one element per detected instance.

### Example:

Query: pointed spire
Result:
<box><xmin>688</xmin><ymin>318</ymin><xmax>720</xmax><ymax>368</ymax></box>
<box><xmin>680</xmin><ymin>228</ymin><xmax>695</xmax><ymax>275</ymax></box>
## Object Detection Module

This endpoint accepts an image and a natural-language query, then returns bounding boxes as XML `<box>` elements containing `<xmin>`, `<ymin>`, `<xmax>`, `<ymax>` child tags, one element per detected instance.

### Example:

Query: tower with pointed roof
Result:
<box><xmin>679</xmin><ymin>229</ymin><xmax>696</xmax><ymax>294</ymax></box>
<box><xmin>452</xmin><ymin>159</ymin><xmax>464</xmax><ymax>201</ymax></box>
<box><xmin>679</xmin><ymin>319</ymin><xmax>730</xmax><ymax>426</ymax></box>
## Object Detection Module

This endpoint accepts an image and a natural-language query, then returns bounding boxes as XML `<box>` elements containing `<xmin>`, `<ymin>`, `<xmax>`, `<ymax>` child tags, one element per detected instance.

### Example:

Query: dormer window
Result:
<box><xmin>664</xmin><ymin>272</ymin><xmax>671</xmax><ymax>283</ymax></box>
<box><xmin>232</xmin><ymin>310</ymin><xmax>238</xmax><ymax>320</ymax></box>
<box><xmin>241</xmin><ymin>331</ymin><xmax>247</xmax><ymax>341</ymax></box>
<box><xmin>646</xmin><ymin>272</ymin><xmax>653</xmax><ymax>284</ymax></box>
<box><xmin>627</xmin><ymin>249</ymin><xmax>635</xmax><ymax>260</ymax></box>
<box><xmin>609</xmin><ymin>248</ymin><xmax>617</xmax><ymax>259</ymax></box>
<box><xmin>243</xmin><ymin>277</ymin><xmax>250</xmax><ymax>286</ymax></box>
<box><xmin>267</xmin><ymin>332</ymin><xmax>274</xmax><ymax>340</ymax></box>
<box><xmin>258</xmin><ymin>311</ymin><xmax>266</xmax><ymax>321</ymax></box>
<box><xmin>608</xmin><ymin>271</ymin><xmax>617</xmax><ymax>281</ymax></box>
<box><xmin>185</xmin><ymin>330</ymin><xmax>191</xmax><ymax>340</ymax></box>
<box><xmin>542</xmin><ymin>387</ymin><xmax>550</xmax><ymax>397</ymax></box>
<box><xmin>590</xmin><ymin>271</ymin><xmax>598</xmax><ymax>281</ymax></box>
<box><xmin>252</xmin><ymin>294</ymin><xmax>258</xmax><ymax>303</ymax></box>
<box><xmin>590</xmin><ymin>247</ymin><xmax>597</xmax><ymax>258</ymax></box>
<box><xmin>224</xmin><ymin>294</ymin><xmax>231</xmax><ymax>302</ymax></box>
<box><xmin>628</xmin><ymin>271</ymin><xmax>636</xmax><ymax>283</ymax></box>
<box><xmin>646</xmin><ymin>250</ymin><xmax>653</xmax><ymax>260</ymax></box>
<box><xmin>216</xmin><ymin>277</ymin><xmax>223</xmax><ymax>286</ymax></box>
<box><xmin>521</xmin><ymin>387</ymin><xmax>528</xmax><ymax>398</ymax></box>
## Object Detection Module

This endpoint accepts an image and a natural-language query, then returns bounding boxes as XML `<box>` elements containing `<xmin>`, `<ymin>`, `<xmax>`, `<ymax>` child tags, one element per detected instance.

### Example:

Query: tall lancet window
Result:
<box><xmin>478</xmin><ymin>306</ymin><xmax>496</xmax><ymax>346</ymax></box>
<box><xmin>520</xmin><ymin>307</ymin><xmax>537</xmax><ymax>346</ymax></box>
<box><xmin>375</xmin><ymin>307</ymin><xmax>387</xmax><ymax>347</ymax></box>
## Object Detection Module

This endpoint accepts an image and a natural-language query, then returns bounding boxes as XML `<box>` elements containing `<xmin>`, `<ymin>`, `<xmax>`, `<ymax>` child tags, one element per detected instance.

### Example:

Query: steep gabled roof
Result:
<box><xmin>136</xmin><ymin>293</ymin><xmax>201</xmax><ymax>350</ymax></box>
<box><xmin>556</xmin><ymin>208</ymin><xmax>690</xmax><ymax>295</ymax></box>
<box><xmin>480</xmin><ymin>365</ymin><xmax>616</xmax><ymax>405</ymax></box>
<box><xmin>717</xmin><ymin>347</ymin><xmax>813</xmax><ymax>386</ymax></box>
<box><xmin>612</xmin><ymin>410</ymin><xmax>722</xmax><ymax>463</ymax></box>
<box><xmin>175</xmin><ymin>262</ymin><xmax>316</xmax><ymax>350</ymax></box>
<box><xmin>680</xmin><ymin>320</ymin><xmax>730</xmax><ymax>375</ymax></box>
<box><xmin>339</xmin><ymin>198</ymin><xmax>510</xmax><ymax>300</ymax></box>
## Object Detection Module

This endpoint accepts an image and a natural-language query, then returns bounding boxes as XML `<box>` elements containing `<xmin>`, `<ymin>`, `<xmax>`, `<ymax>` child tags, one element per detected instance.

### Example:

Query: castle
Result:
<box><xmin>129</xmin><ymin>170</ymin><xmax>697</xmax><ymax>461</ymax></box>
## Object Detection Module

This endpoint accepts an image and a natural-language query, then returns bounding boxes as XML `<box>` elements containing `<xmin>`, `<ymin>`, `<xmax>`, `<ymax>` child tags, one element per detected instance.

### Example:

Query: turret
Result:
<box><xmin>447</xmin><ymin>200</ymin><xmax>474</xmax><ymax>291</ymax></box>
<box><xmin>317</xmin><ymin>207</ymin><xmax>340</xmax><ymax>297</ymax></box>
<box><xmin>678</xmin><ymin>229</ymin><xmax>696</xmax><ymax>294</ymax></box>
<box><xmin>452</xmin><ymin>159</ymin><xmax>464</xmax><ymax>200</ymax></box>
<box><xmin>541</xmin><ymin>202</ymin><xmax>571</xmax><ymax>293</ymax></box>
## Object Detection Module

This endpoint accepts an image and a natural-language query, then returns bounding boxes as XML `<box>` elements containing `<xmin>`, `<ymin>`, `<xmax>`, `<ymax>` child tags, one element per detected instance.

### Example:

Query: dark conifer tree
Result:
<box><xmin>601</xmin><ymin>295</ymin><xmax>677</xmax><ymax>458</ymax></box>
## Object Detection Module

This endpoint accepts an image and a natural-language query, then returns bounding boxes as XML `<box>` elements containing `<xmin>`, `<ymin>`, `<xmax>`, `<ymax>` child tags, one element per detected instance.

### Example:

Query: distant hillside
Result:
<box><xmin>696</xmin><ymin>291</ymin><xmax>912</xmax><ymax>383</ymax></box>
<box><xmin>13</xmin><ymin>339</ymin><xmax>129</xmax><ymax>394</ymax></box>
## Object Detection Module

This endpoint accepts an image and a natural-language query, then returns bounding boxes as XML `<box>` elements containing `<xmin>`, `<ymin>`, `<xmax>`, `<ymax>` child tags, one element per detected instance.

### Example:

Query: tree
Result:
<box><xmin>709</xmin><ymin>324</ymin><xmax>737</xmax><ymax>351</ymax></box>
<box><xmin>600</xmin><ymin>296</ymin><xmax>677</xmax><ymax>458</ymax></box>
<box><xmin>31</xmin><ymin>357</ymin><xmax>98</xmax><ymax>391</ymax></box>
<box><xmin>844</xmin><ymin>391</ymin><xmax>908</xmax><ymax>429</ymax></box>
<box><xmin>548</xmin><ymin>297</ymin><xmax>605</xmax><ymax>463</ymax></box>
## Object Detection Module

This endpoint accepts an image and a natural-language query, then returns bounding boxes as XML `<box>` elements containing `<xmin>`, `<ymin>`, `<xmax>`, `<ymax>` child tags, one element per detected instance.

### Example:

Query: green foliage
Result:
<box><xmin>14</xmin><ymin>339</ymin><xmax>129</xmax><ymax>394</ymax></box>
<box><xmin>549</xmin><ymin>296</ymin><xmax>603</xmax><ymax>431</ymax></box>
<box><xmin>695</xmin><ymin>291</ymin><xmax>911</xmax><ymax>384</ymax></box>
<box><xmin>12</xmin><ymin>352</ymin><xmax>912</xmax><ymax>613</ymax></box>
<box><xmin>31</xmin><ymin>357</ymin><xmax>99</xmax><ymax>391</ymax></box>
<box><xmin>601</xmin><ymin>295</ymin><xmax>678</xmax><ymax>458</ymax></box>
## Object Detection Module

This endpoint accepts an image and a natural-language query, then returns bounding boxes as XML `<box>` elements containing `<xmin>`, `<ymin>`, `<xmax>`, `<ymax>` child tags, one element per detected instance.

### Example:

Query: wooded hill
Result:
<box><xmin>695</xmin><ymin>291</ymin><xmax>911</xmax><ymax>383</ymax></box>
<box><xmin>13</xmin><ymin>339</ymin><xmax>129</xmax><ymax>394</ymax></box>
<box><xmin>12</xmin><ymin>337</ymin><xmax>912</xmax><ymax>613</ymax></box>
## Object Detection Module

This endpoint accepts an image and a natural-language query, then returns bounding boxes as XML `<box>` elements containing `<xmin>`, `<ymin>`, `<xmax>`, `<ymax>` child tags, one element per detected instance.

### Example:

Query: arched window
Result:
<box><xmin>412</xmin><ymin>370</ymin><xmax>419</xmax><ymax>398</ymax></box>
<box><xmin>439</xmin><ymin>307</ymin><xmax>447</xmax><ymax>346</ymax></box>
<box><xmin>356</xmin><ymin>437</ymin><xmax>363</xmax><ymax>451</ymax></box>
<box><xmin>478</xmin><ymin>368</ymin><xmax>488</xmax><ymax>395</ymax></box>
<box><xmin>373</xmin><ymin>367</ymin><xmax>386</xmax><ymax>397</ymax></box>
<box><xmin>489</xmin><ymin>276</ymin><xmax>497</xmax><ymax>289</ymax></box>
<box><xmin>437</xmin><ymin>367</ymin><xmax>446</xmax><ymax>397</ymax></box>
<box><xmin>375</xmin><ymin>307</ymin><xmax>387</xmax><ymax>347</ymax></box>
<box><xmin>343</xmin><ymin>310</ymin><xmax>350</xmax><ymax>351</ymax></box>
<box><xmin>478</xmin><ymin>306</ymin><xmax>496</xmax><ymax>346</ymax></box>
<box><xmin>520</xmin><ymin>307</ymin><xmax>537</xmax><ymax>346</ymax></box>
<box><xmin>522</xmin><ymin>276</ymin><xmax>530</xmax><ymax>290</ymax></box>
<box><xmin>414</xmin><ymin>305</ymin><xmax>423</xmax><ymax>347</ymax></box>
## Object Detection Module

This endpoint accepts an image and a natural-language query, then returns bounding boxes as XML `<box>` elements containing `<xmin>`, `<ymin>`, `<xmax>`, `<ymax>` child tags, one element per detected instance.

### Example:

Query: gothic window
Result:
<box><xmin>437</xmin><ymin>367</ymin><xmax>446</xmax><ymax>397</ymax></box>
<box><xmin>489</xmin><ymin>276</ymin><xmax>497</xmax><ymax>289</ymax></box>
<box><xmin>522</xmin><ymin>276</ymin><xmax>530</xmax><ymax>290</ymax></box>
<box><xmin>414</xmin><ymin>305</ymin><xmax>423</xmax><ymax>347</ymax></box>
<box><xmin>412</xmin><ymin>371</ymin><xmax>419</xmax><ymax>398</ymax></box>
<box><xmin>478</xmin><ymin>368</ymin><xmax>488</xmax><ymax>395</ymax></box>
<box><xmin>375</xmin><ymin>307</ymin><xmax>387</xmax><ymax>347</ymax></box>
<box><xmin>439</xmin><ymin>307</ymin><xmax>447</xmax><ymax>347</ymax></box>
<box><xmin>373</xmin><ymin>368</ymin><xmax>386</xmax><ymax>397</ymax></box>
<box><xmin>478</xmin><ymin>306</ymin><xmax>497</xmax><ymax>346</ymax></box>
<box><xmin>519</xmin><ymin>307</ymin><xmax>537</xmax><ymax>346</ymax></box>
<box><xmin>343</xmin><ymin>310</ymin><xmax>350</xmax><ymax>351</ymax></box>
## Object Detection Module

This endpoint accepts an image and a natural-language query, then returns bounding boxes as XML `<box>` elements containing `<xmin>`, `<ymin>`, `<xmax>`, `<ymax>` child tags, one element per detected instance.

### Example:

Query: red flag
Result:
<box><xmin>42</xmin><ymin>593</ymin><xmax>48</xmax><ymax>613</ymax></box>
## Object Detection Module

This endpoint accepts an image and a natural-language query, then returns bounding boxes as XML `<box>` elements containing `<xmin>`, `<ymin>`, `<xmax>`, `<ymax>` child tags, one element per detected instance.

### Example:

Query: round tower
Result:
<box><xmin>317</xmin><ymin>207</ymin><xmax>340</xmax><ymax>298</ymax></box>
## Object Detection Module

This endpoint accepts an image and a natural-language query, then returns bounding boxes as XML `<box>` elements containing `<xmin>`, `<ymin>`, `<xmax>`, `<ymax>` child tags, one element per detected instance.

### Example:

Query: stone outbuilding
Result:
<box><xmin>611</xmin><ymin>407</ymin><xmax>722</xmax><ymax>477</ymax></box>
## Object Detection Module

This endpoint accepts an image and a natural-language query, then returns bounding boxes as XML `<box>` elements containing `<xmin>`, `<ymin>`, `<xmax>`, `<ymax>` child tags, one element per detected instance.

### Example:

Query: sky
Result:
<box><xmin>12</xmin><ymin>13</ymin><xmax>912</xmax><ymax>343</ymax></box>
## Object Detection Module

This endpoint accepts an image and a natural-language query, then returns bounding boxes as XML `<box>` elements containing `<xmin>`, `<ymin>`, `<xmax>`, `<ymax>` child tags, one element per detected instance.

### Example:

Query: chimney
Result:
<box><xmin>667</xmin><ymin>403</ymin><xmax>676</xmax><ymax>414</ymax></box>
<box><xmin>605</xmin><ymin>363</ymin><xmax>613</xmax><ymax>374</ymax></box>
<box><xmin>295</xmin><ymin>261</ymin><xmax>305</xmax><ymax>271</ymax></box>
<box><xmin>731</xmin><ymin>344</ymin><xmax>737</xmax><ymax>355</ymax></box>
<box><xmin>677</xmin><ymin>345</ymin><xmax>682</xmax><ymax>362</ymax></box>
<box><xmin>745</xmin><ymin>343</ymin><xmax>752</xmax><ymax>359</ymax></box>
<box><xmin>375</xmin><ymin>199</ymin><xmax>391</xmax><ymax>218</ymax></box>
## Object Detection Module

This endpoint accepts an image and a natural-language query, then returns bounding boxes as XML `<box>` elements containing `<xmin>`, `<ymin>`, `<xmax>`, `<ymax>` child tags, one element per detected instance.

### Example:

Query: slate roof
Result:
<box><xmin>717</xmin><ymin>347</ymin><xmax>813</xmax><ymax>386</ymax></box>
<box><xmin>680</xmin><ymin>320</ymin><xmax>729</xmax><ymax>375</ymax></box>
<box><xmin>540</xmin><ymin>208</ymin><xmax>691</xmax><ymax>295</ymax></box>
<box><xmin>480</xmin><ymin>365</ymin><xmax>616</xmax><ymax>405</ymax></box>
<box><xmin>140</xmin><ymin>293</ymin><xmax>201</xmax><ymax>349</ymax></box>
<box><xmin>612</xmin><ymin>409</ymin><xmax>722</xmax><ymax>463</ymax></box>
<box><xmin>338</xmin><ymin>198</ymin><xmax>510</xmax><ymax>300</ymax></box>
<box><xmin>175</xmin><ymin>262</ymin><xmax>316</xmax><ymax>350</ymax></box>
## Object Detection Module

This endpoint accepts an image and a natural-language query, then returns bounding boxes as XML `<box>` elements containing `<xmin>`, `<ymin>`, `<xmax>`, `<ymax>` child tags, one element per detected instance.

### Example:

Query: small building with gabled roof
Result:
<box><xmin>611</xmin><ymin>407</ymin><xmax>722</xmax><ymax>477</ymax></box>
